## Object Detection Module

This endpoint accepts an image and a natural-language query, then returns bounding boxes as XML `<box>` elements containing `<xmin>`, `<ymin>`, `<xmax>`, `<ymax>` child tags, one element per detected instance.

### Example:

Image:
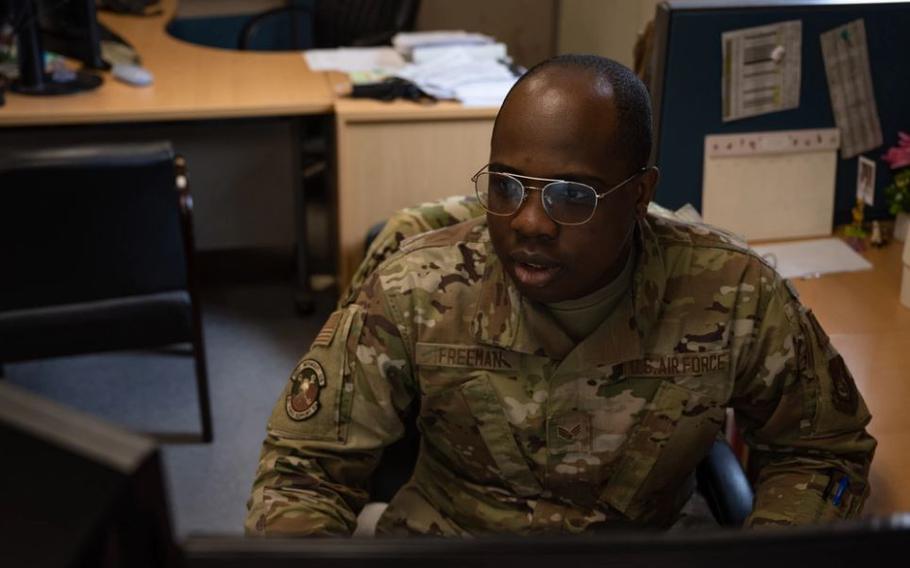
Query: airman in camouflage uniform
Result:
<box><xmin>246</xmin><ymin>55</ymin><xmax>874</xmax><ymax>536</ymax></box>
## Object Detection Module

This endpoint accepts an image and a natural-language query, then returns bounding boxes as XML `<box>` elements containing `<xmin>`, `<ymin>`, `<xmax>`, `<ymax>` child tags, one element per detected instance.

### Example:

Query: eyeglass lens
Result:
<box><xmin>475</xmin><ymin>172</ymin><xmax>598</xmax><ymax>224</ymax></box>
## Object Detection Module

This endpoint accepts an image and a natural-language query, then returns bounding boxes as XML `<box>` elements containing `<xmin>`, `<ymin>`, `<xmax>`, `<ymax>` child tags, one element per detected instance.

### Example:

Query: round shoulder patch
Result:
<box><xmin>285</xmin><ymin>359</ymin><xmax>327</xmax><ymax>421</ymax></box>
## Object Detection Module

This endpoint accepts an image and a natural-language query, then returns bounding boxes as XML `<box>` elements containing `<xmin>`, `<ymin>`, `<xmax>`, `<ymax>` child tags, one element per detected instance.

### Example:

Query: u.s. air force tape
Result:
<box><xmin>623</xmin><ymin>351</ymin><xmax>731</xmax><ymax>377</ymax></box>
<box><xmin>285</xmin><ymin>359</ymin><xmax>326</xmax><ymax>421</ymax></box>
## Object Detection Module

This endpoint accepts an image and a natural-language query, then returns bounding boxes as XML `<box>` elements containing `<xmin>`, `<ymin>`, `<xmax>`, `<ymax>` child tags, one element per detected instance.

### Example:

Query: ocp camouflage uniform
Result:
<box><xmin>246</xmin><ymin>208</ymin><xmax>875</xmax><ymax>536</ymax></box>
<box><xmin>341</xmin><ymin>194</ymin><xmax>486</xmax><ymax>307</ymax></box>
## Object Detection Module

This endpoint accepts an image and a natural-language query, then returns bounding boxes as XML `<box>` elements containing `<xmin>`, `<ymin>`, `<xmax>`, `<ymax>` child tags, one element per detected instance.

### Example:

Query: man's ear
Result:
<box><xmin>634</xmin><ymin>167</ymin><xmax>660</xmax><ymax>218</ymax></box>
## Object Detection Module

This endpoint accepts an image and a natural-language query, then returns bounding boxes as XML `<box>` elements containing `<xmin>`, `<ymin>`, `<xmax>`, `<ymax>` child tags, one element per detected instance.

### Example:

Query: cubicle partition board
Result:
<box><xmin>650</xmin><ymin>0</ymin><xmax>910</xmax><ymax>225</ymax></box>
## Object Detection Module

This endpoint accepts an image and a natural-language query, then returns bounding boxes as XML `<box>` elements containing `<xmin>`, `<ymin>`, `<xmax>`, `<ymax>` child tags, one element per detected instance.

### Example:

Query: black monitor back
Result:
<box><xmin>0</xmin><ymin>382</ymin><xmax>179</xmax><ymax>568</ymax></box>
<box><xmin>35</xmin><ymin>0</ymin><xmax>107</xmax><ymax>69</ymax></box>
<box><xmin>649</xmin><ymin>0</ymin><xmax>910</xmax><ymax>225</ymax></box>
<box><xmin>183</xmin><ymin>516</ymin><xmax>910</xmax><ymax>568</ymax></box>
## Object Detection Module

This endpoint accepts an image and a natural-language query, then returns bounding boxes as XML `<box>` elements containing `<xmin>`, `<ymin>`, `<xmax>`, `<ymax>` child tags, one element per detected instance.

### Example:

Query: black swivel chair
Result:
<box><xmin>238</xmin><ymin>0</ymin><xmax>421</xmax><ymax>51</ymax></box>
<box><xmin>237</xmin><ymin>1</ymin><xmax>422</xmax><ymax>314</ymax></box>
<box><xmin>363</xmin><ymin>220</ymin><xmax>754</xmax><ymax>527</ymax></box>
<box><xmin>0</xmin><ymin>142</ymin><xmax>213</xmax><ymax>443</ymax></box>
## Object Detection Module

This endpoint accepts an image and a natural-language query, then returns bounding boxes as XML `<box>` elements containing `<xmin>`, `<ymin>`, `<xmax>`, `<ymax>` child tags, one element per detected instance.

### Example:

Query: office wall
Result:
<box><xmin>557</xmin><ymin>0</ymin><xmax>660</xmax><ymax>67</ymax></box>
<box><xmin>416</xmin><ymin>0</ymin><xmax>558</xmax><ymax>67</ymax></box>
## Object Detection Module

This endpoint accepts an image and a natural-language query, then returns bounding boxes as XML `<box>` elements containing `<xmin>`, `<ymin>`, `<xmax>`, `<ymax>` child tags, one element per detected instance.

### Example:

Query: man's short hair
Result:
<box><xmin>502</xmin><ymin>54</ymin><xmax>653</xmax><ymax>171</ymax></box>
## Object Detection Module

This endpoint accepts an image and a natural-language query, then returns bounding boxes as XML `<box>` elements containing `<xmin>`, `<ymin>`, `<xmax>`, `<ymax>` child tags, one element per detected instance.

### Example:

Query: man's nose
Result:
<box><xmin>510</xmin><ymin>187</ymin><xmax>558</xmax><ymax>239</ymax></box>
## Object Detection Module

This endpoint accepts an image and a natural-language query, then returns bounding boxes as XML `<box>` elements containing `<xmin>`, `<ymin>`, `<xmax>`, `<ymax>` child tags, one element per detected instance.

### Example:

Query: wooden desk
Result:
<box><xmin>791</xmin><ymin>242</ymin><xmax>910</xmax><ymax>516</ymax></box>
<box><xmin>0</xmin><ymin>0</ymin><xmax>344</xmax><ymax>261</ymax></box>
<box><xmin>334</xmin><ymin>98</ymin><xmax>498</xmax><ymax>285</ymax></box>
<box><xmin>0</xmin><ymin>1</ymin><xmax>502</xmax><ymax>290</ymax></box>
<box><xmin>0</xmin><ymin>0</ymin><xmax>337</xmax><ymax>125</ymax></box>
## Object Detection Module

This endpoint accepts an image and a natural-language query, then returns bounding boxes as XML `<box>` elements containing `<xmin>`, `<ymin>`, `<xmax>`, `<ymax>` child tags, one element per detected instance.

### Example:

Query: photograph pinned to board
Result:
<box><xmin>721</xmin><ymin>20</ymin><xmax>801</xmax><ymax>122</ymax></box>
<box><xmin>820</xmin><ymin>19</ymin><xmax>883</xmax><ymax>159</ymax></box>
<box><xmin>857</xmin><ymin>155</ymin><xmax>876</xmax><ymax>206</ymax></box>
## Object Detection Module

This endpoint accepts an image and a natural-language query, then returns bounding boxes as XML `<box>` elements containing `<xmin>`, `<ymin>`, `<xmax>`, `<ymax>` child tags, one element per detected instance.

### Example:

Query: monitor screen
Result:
<box><xmin>0</xmin><ymin>382</ymin><xmax>179</xmax><ymax>568</ymax></box>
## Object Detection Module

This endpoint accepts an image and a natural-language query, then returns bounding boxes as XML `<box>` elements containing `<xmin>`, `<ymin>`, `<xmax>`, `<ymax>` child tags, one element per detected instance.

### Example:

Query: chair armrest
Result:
<box><xmin>696</xmin><ymin>438</ymin><xmax>754</xmax><ymax>527</ymax></box>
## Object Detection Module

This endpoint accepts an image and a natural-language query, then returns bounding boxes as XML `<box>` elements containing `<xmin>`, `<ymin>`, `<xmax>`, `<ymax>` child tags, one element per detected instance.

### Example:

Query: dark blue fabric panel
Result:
<box><xmin>655</xmin><ymin>3</ymin><xmax>910</xmax><ymax>224</ymax></box>
<box><xmin>166</xmin><ymin>0</ymin><xmax>316</xmax><ymax>51</ymax></box>
<box><xmin>166</xmin><ymin>15</ymin><xmax>250</xmax><ymax>50</ymax></box>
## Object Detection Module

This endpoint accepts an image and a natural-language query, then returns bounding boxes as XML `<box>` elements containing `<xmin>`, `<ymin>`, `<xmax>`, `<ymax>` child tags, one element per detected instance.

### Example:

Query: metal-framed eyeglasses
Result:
<box><xmin>471</xmin><ymin>166</ymin><xmax>648</xmax><ymax>226</ymax></box>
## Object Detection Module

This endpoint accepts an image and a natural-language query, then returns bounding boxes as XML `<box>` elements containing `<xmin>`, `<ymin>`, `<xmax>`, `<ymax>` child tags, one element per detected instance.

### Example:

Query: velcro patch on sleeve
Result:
<box><xmin>312</xmin><ymin>310</ymin><xmax>343</xmax><ymax>348</ymax></box>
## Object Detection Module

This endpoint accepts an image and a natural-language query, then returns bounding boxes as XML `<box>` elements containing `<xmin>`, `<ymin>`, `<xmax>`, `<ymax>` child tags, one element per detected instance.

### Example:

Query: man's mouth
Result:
<box><xmin>510</xmin><ymin>252</ymin><xmax>562</xmax><ymax>288</ymax></box>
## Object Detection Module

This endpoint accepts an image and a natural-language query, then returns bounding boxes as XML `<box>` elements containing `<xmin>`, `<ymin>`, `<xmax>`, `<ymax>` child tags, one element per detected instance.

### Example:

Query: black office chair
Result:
<box><xmin>237</xmin><ymin>0</ymin><xmax>421</xmax><ymax>51</ymax></box>
<box><xmin>362</xmin><ymin>219</ymin><xmax>754</xmax><ymax>527</ymax></box>
<box><xmin>237</xmin><ymin>1</ymin><xmax>422</xmax><ymax>315</ymax></box>
<box><xmin>0</xmin><ymin>142</ymin><xmax>213</xmax><ymax>443</ymax></box>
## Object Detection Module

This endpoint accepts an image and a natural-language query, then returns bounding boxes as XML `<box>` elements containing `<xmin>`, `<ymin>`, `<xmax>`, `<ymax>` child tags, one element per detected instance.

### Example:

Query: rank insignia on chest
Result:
<box><xmin>285</xmin><ymin>359</ymin><xmax>326</xmax><ymax>421</ymax></box>
<box><xmin>557</xmin><ymin>423</ymin><xmax>583</xmax><ymax>441</ymax></box>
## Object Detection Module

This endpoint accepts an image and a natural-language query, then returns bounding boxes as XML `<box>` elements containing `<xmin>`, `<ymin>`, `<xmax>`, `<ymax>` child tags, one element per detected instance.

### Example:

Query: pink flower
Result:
<box><xmin>882</xmin><ymin>131</ymin><xmax>910</xmax><ymax>170</ymax></box>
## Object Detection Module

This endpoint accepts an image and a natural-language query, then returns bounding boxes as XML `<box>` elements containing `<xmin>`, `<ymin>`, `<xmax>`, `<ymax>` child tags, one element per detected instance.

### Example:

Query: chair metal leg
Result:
<box><xmin>192</xmin><ymin>333</ymin><xmax>213</xmax><ymax>443</ymax></box>
<box><xmin>293</xmin><ymin>118</ymin><xmax>315</xmax><ymax>316</ymax></box>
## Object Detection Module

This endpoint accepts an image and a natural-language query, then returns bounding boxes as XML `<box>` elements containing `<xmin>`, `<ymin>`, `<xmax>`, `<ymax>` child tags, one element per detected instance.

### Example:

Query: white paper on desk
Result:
<box><xmin>303</xmin><ymin>47</ymin><xmax>405</xmax><ymax>73</ymax></box>
<box><xmin>412</xmin><ymin>43</ymin><xmax>507</xmax><ymax>65</ymax></box>
<box><xmin>722</xmin><ymin>20</ymin><xmax>801</xmax><ymax>122</ymax></box>
<box><xmin>395</xmin><ymin>50</ymin><xmax>516</xmax><ymax>104</ymax></box>
<box><xmin>454</xmin><ymin>80</ymin><xmax>514</xmax><ymax>107</ymax></box>
<box><xmin>392</xmin><ymin>31</ymin><xmax>494</xmax><ymax>56</ymax></box>
<box><xmin>751</xmin><ymin>238</ymin><xmax>872</xmax><ymax>279</ymax></box>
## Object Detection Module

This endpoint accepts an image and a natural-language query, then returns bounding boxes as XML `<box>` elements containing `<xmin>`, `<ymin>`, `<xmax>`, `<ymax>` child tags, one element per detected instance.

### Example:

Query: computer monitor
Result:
<box><xmin>182</xmin><ymin>516</ymin><xmax>910</xmax><ymax>568</ymax></box>
<box><xmin>35</xmin><ymin>0</ymin><xmax>107</xmax><ymax>69</ymax></box>
<box><xmin>8</xmin><ymin>0</ymin><xmax>104</xmax><ymax>95</ymax></box>
<box><xmin>0</xmin><ymin>382</ymin><xmax>180</xmax><ymax>568</ymax></box>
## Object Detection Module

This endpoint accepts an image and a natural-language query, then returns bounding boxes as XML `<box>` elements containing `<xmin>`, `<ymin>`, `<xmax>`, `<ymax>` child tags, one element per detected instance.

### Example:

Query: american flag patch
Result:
<box><xmin>312</xmin><ymin>311</ymin><xmax>342</xmax><ymax>347</ymax></box>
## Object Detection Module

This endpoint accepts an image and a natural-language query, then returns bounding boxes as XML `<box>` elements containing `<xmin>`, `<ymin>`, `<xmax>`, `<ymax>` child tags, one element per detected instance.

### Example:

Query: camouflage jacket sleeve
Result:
<box><xmin>340</xmin><ymin>195</ymin><xmax>484</xmax><ymax>307</ymax></box>
<box><xmin>730</xmin><ymin>258</ymin><xmax>876</xmax><ymax>528</ymax></box>
<box><xmin>245</xmin><ymin>274</ymin><xmax>416</xmax><ymax>536</ymax></box>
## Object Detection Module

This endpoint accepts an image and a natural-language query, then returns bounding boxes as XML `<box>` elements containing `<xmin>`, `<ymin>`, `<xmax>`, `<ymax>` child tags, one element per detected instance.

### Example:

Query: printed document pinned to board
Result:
<box><xmin>820</xmin><ymin>19</ymin><xmax>883</xmax><ymax>159</ymax></box>
<box><xmin>702</xmin><ymin>129</ymin><xmax>840</xmax><ymax>241</ymax></box>
<box><xmin>722</xmin><ymin>20</ymin><xmax>801</xmax><ymax>122</ymax></box>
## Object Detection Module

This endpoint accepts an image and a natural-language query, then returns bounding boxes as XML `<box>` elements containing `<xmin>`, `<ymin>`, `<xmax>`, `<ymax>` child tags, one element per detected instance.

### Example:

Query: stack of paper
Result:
<box><xmin>303</xmin><ymin>47</ymin><xmax>406</xmax><ymax>72</ymax></box>
<box><xmin>392</xmin><ymin>31</ymin><xmax>495</xmax><ymax>58</ymax></box>
<box><xmin>412</xmin><ymin>43</ymin><xmax>507</xmax><ymax>65</ymax></box>
<box><xmin>304</xmin><ymin>31</ymin><xmax>518</xmax><ymax>106</ymax></box>
<box><xmin>393</xmin><ymin>49</ymin><xmax>517</xmax><ymax>107</ymax></box>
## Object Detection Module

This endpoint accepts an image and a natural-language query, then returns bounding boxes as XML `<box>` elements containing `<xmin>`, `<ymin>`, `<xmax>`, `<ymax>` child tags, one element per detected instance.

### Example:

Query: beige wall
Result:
<box><xmin>417</xmin><ymin>0</ymin><xmax>558</xmax><ymax>68</ymax></box>
<box><xmin>557</xmin><ymin>0</ymin><xmax>661</xmax><ymax>67</ymax></box>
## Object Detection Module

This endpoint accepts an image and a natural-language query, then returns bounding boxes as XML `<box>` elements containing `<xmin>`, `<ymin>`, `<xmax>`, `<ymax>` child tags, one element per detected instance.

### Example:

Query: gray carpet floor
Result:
<box><xmin>4</xmin><ymin>279</ymin><xmax>335</xmax><ymax>538</ymax></box>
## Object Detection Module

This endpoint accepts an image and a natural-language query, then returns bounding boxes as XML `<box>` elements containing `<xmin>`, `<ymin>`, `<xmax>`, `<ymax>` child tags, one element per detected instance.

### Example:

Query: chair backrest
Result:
<box><xmin>239</xmin><ymin>0</ymin><xmax>421</xmax><ymax>51</ymax></box>
<box><xmin>312</xmin><ymin>0</ymin><xmax>420</xmax><ymax>48</ymax></box>
<box><xmin>0</xmin><ymin>141</ymin><xmax>188</xmax><ymax>312</ymax></box>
